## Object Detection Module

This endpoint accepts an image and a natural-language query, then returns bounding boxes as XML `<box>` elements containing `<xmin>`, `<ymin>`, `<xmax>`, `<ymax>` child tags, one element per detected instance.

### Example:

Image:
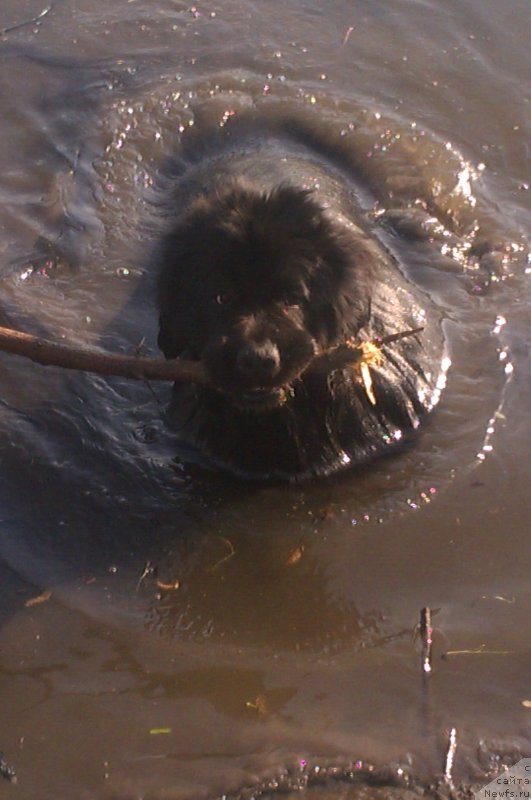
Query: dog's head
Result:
<box><xmin>157</xmin><ymin>183</ymin><xmax>372</xmax><ymax>411</ymax></box>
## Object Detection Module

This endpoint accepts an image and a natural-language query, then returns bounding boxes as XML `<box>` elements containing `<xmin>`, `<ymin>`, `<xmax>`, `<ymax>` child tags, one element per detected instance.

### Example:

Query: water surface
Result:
<box><xmin>0</xmin><ymin>1</ymin><xmax>529</xmax><ymax>798</ymax></box>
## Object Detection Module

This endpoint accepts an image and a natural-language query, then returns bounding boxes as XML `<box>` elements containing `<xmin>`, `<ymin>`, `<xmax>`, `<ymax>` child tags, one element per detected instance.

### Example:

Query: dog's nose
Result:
<box><xmin>236</xmin><ymin>340</ymin><xmax>280</xmax><ymax>382</ymax></box>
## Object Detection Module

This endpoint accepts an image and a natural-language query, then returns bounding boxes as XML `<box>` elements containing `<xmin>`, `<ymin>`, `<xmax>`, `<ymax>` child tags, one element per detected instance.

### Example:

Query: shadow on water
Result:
<box><xmin>0</xmin><ymin>1</ymin><xmax>530</xmax><ymax>797</ymax></box>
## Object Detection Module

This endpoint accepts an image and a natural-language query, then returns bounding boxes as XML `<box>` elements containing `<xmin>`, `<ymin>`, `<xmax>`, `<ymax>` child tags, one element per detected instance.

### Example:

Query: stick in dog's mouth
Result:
<box><xmin>0</xmin><ymin>324</ymin><xmax>423</xmax><ymax>399</ymax></box>
<box><xmin>219</xmin><ymin>326</ymin><xmax>425</xmax><ymax>410</ymax></box>
<box><xmin>305</xmin><ymin>327</ymin><xmax>424</xmax><ymax>378</ymax></box>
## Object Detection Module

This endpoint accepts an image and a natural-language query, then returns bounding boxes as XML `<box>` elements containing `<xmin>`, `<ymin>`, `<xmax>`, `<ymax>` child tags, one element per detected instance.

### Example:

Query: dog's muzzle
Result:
<box><xmin>203</xmin><ymin>316</ymin><xmax>318</xmax><ymax>412</ymax></box>
<box><xmin>236</xmin><ymin>339</ymin><xmax>280</xmax><ymax>381</ymax></box>
<box><xmin>233</xmin><ymin>339</ymin><xmax>286</xmax><ymax>409</ymax></box>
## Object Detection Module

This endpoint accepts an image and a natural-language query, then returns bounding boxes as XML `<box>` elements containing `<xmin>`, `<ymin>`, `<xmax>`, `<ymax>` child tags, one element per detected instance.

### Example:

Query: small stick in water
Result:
<box><xmin>0</xmin><ymin>5</ymin><xmax>52</xmax><ymax>35</ymax></box>
<box><xmin>420</xmin><ymin>606</ymin><xmax>433</xmax><ymax>675</ymax></box>
<box><xmin>443</xmin><ymin>727</ymin><xmax>457</xmax><ymax>787</ymax></box>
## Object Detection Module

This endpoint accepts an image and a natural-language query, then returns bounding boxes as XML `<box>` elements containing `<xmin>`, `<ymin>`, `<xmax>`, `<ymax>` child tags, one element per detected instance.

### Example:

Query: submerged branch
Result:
<box><xmin>0</xmin><ymin>324</ymin><xmax>423</xmax><ymax>385</ymax></box>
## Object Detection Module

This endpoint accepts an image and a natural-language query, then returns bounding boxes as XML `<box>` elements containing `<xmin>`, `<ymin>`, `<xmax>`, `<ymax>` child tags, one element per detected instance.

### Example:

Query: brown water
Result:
<box><xmin>0</xmin><ymin>1</ymin><xmax>530</xmax><ymax>798</ymax></box>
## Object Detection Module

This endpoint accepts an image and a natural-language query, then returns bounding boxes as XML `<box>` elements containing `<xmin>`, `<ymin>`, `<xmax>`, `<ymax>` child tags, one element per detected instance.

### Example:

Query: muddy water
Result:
<box><xmin>0</xmin><ymin>1</ymin><xmax>530</xmax><ymax>798</ymax></box>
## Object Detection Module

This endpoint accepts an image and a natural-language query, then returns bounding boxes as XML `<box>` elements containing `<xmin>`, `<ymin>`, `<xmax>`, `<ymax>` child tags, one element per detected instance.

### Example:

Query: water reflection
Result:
<box><xmin>144</xmin><ymin>525</ymin><xmax>404</xmax><ymax>654</ymax></box>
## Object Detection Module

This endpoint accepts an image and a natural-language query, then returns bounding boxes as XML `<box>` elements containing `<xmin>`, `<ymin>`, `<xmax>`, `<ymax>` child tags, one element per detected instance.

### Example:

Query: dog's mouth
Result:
<box><xmin>203</xmin><ymin>331</ymin><xmax>318</xmax><ymax>412</ymax></box>
<box><xmin>234</xmin><ymin>385</ymin><xmax>289</xmax><ymax>411</ymax></box>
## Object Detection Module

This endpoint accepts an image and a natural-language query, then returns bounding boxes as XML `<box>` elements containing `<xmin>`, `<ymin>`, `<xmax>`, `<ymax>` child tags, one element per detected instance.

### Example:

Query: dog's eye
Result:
<box><xmin>214</xmin><ymin>292</ymin><xmax>234</xmax><ymax>306</ymax></box>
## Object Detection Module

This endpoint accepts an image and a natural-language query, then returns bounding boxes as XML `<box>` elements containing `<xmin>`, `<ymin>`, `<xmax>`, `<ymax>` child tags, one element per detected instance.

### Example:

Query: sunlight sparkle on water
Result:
<box><xmin>492</xmin><ymin>315</ymin><xmax>507</xmax><ymax>335</ymax></box>
<box><xmin>476</xmin><ymin>345</ymin><xmax>514</xmax><ymax>463</ymax></box>
<box><xmin>427</xmin><ymin>355</ymin><xmax>452</xmax><ymax>410</ymax></box>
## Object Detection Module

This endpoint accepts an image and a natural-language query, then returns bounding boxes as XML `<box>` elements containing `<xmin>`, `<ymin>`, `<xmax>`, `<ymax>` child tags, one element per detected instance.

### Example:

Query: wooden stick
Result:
<box><xmin>0</xmin><ymin>324</ymin><xmax>423</xmax><ymax>384</ymax></box>
<box><xmin>420</xmin><ymin>606</ymin><xmax>433</xmax><ymax>675</ymax></box>
<box><xmin>443</xmin><ymin>727</ymin><xmax>457</xmax><ymax>787</ymax></box>
<box><xmin>0</xmin><ymin>5</ymin><xmax>52</xmax><ymax>35</ymax></box>
<box><xmin>0</xmin><ymin>325</ymin><xmax>206</xmax><ymax>383</ymax></box>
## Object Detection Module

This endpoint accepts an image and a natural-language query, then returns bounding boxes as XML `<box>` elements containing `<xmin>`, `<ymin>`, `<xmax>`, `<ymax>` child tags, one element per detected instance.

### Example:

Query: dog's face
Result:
<box><xmin>158</xmin><ymin>184</ymin><xmax>371</xmax><ymax>411</ymax></box>
<box><xmin>201</xmin><ymin>295</ymin><xmax>317</xmax><ymax>412</ymax></box>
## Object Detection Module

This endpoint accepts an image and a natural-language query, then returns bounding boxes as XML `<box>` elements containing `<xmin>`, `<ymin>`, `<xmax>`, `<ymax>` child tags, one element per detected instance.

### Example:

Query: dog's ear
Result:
<box><xmin>158</xmin><ymin>314</ymin><xmax>186</xmax><ymax>359</ymax></box>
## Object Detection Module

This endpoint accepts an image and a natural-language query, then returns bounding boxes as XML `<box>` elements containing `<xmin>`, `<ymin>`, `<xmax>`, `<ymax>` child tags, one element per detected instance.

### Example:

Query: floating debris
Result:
<box><xmin>0</xmin><ymin>5</ymin><xmax>51</xmax><ymax>36</ymax></box>
<box><xmin>210</xmin><ymin>537</ymin><xmax>235</xmax><ymax>572</ymax></box>
<box><xmin>443</xmin><ymin>644</ymin><xmax>514</xmax><ymax>657</ymax></box>
<box><xmin>156</xmin><ymin>580</ymin><xmax>181</xmax><ymax>591</ymax></box>
<box><xmin>420</xmin><ymin>607</ymin><xmax>433</xmax><ymax>675</ymax></box>
<box><xmin>443</xmin><ymin>727</ymin><xmax>457</xmax><ymax>788</ymax></box>
<box><xmin>285</xmin><ymin>546</ymin><xmax>304</xmax><ymax>566</ymax></box>
<box><xmin>136</xmin><ymin>561</ymin><xmax>156</xmax><ymax>592</ymax></box>
<box><xmin>245</xmin><ymin>695</ymin><xmax>268</xmax><ymax>715</ymax></box>
<box><xmin>342</xmin><ymin>25</ymin><xmax>355</xmax><ymax>46</ymax></box>
<box><xmin>481</xmin><ymin>594</ymin><xmax>515</xmax><ymax>604</ymax></box>
<box><xmin>134</xmin><ymin>337</ymin><xmax>146</xmax><ymax>357</ymax></box>
<box><xmin>25</xmin><ymin>589</ymin><xmax>52</xmax><ymax>608</ymax></box>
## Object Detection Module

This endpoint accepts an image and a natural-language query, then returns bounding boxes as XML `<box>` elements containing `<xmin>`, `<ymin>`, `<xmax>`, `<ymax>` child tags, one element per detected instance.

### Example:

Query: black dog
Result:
<box><xmin>156</xmin><ymin>114</ymin><xmax>445</xmax><ymax>480</ymax></box>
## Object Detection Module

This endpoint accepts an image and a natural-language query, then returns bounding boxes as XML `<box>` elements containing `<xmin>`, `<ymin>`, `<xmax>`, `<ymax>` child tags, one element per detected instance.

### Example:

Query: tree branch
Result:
<box><xmin>0</xmin><ymin>325</ymin><xmax>206</xmax><ymax>383</ymax></box>
<box><xmin>0</xmin><ymin>324</ymin><xmax>423</xmax><ymax>384</ymax></box>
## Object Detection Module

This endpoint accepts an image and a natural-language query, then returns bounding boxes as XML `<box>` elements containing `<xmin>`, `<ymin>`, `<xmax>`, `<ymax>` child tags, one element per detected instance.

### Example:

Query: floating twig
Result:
<box><xmin>156</xmin><ymin>579</ymin><xmax>181</xmax><ymax>592</ymax></box>
<box><xmin>443</xmin><ymin>727</ymin><xmax>457</xmax><ymax>788</ymax></box>
<box><xmin>342</xmin><ymin>25</ymin><xmax>355</xmax><ymax>46</ymax></box>
<box><xmin>420</xmin><ymin>606</ymin><xmax>433</xmax><ymax>675</ymax></box>
<box><xmin>443</xmin><ymin>645</ymin><xmax>514</xmax><ymax>657</ymax></box>
<box><xmin>24</xmin><ymin>589</ymin><xmax>52</xmax><ymax>608</ymax></box>
<box><xmin>0</xmin><ymin>5</ymin><xmax>52</xmax><ymax>36</ymax></box>
<box><xmin>210</xmin><ymin>537</ymin><xmax>236</xmax><ymax>572</ymax></box>
<box><xmin>136</xmin><ymin>561</ymin><xmax>156</xmax><ymax>592</ymax></box>
<box><xmin>0</xmin><ymin>324</ymin><xmax>423</xmax><ymax>386</ymax></box>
